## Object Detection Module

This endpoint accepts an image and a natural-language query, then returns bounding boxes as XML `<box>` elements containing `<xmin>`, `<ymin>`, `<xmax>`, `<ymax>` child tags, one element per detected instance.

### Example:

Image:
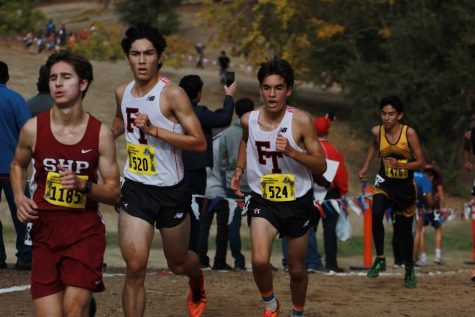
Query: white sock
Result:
<box><xmin>420</xmin><ymin>252</ymin><xmax>427</xmax><ymax>261</ymax></box>
<box><xmin>435</xmin><ymin>249</ymin><xmax>441</xmax><ymax>258</ymax></box>
<box><xmin>264</xmin><ymin>296</ymin><xmax>278</xmax><ymax>311</ymax></box>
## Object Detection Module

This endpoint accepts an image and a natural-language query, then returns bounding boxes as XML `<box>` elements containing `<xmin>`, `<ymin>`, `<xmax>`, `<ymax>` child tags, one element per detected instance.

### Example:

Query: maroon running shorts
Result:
<box><xmin>30</xmin><ymin>211</ymin><xmax>106</xmax><ymax>299</ymax></box>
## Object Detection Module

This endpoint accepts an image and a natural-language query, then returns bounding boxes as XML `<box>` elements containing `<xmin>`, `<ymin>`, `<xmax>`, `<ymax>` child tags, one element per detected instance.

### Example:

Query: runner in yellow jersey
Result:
<box><xmin>359</xmin><ymin>95</ymin><xmax>425</xmax><ymax>288</ymax></box>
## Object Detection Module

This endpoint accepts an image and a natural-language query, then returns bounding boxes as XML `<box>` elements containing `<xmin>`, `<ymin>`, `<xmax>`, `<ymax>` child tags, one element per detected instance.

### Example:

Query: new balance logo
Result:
<box><xmin>147</xmin><ymin>95</ymin><xmax>156</xmax><ymax>101</ymax></box>
<box><xmin>174</xmin><ymin>212</ymin><xmax>184</xmax><ymax>219</ymax></box>
<box><xmin>375</xmin><ymin>174</ymin><xmax>385</xmax><ymax>186</ymax></box>
<box><xmin>81</xmin><ymin>149</ymin><xmax>93</xmax><ymax>154</ymax></box>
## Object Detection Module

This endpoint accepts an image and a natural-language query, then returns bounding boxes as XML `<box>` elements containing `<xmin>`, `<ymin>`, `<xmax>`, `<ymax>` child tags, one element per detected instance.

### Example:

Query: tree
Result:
<box><xmin>201</xmin><ymin>0</ymin><xmax>475</xmax><ymax>191</ymax></box>
<box><xmin>115</xmin><ymin>0</ymin><xmax>181</xmax><ymax>35</ymax></box>
<box><xmin>0</xmin><ymin>0</ymin><xmax>45</xmax><ymax>36</ymax></box>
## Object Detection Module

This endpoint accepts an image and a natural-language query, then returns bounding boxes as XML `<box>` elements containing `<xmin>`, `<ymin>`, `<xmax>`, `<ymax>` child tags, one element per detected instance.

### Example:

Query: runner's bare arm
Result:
<box><xmin>230</xmin><ymin>112</ymin><xmax>250</xmax><ymax>196</ymax></box>
<box><xmin>276</xmin><ymin>110</ymin><xmax>326</xmax><ymax>175</ymax></box>
<box><xmin>358</xmin><ymin>125</ymin><xmax>379</xmax><ymax>182</ymax></box>
<box><xmin>407</xmin><ymin>127</ymin><xmax>426</xmax><ymax>169</ymax></box>
<box><xmin>112</xmin><ymin>84</ymin><xmax>126</xmax><ymax>139</ymax></box>
<box><xmin>84</xmin><ymin>124</ymin><xmax>120</xmax><ymax>204</ymax></box>
<box><xmin>134</xmin><ymin>84</ymin><xmax>206</xmax><ymax>152</ymax></box>
<box><xmin>10</xmin><ymin>119</ymin><xmax>39</xmax><ymax>223</ymax></box>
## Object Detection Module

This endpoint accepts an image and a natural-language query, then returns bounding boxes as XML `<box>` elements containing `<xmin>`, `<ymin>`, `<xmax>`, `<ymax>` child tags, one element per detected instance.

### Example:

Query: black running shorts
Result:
<box><xmin>117</xmin><ymin>178</ymin><xmax>191</xmax><ymax>229</ymax></box>
<box><xmin>246</xmin><ymin>189</ymin><xmax>317</xmax><ymax>238</ymax></box>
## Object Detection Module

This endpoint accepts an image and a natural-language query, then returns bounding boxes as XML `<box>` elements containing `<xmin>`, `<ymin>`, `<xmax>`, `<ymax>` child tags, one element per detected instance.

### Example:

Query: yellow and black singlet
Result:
<box><xmin>378</xmin><ymin>124</ymin><xmax>415</xmax><ymax>183</ymax></box>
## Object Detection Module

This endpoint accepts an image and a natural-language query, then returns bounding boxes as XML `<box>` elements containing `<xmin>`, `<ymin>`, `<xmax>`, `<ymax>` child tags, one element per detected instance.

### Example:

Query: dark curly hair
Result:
<box><xmin>121</xmin><ymin>23</ymin><xmax>167</xmax><ymax>56</ymax></box>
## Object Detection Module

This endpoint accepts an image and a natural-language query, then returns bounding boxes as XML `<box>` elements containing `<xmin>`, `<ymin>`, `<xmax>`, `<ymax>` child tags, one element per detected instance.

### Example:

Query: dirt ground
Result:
<box><xmin>1</xmin><ymin>3</ymin><xmax>475</xmax><ymax>315</ymax></box>
<box><xmin>1</xmin><ymin>261</ymin><xmax>474</xmax><ymax>316</ymax></box>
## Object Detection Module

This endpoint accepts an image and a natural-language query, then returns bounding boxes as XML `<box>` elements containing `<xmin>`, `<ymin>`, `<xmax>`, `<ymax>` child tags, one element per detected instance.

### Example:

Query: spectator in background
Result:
<box><xmin>195</xmin><ymin>43</ymin><xmax>205</xmax><ymax>69</ymax></box>
<box><xmin>79</xmin><ymin>27</ymin><xmax>89</xmax><ymax>42</ymax></box>
<box><xmin>218</xmin><ymin>51</ymin><xmax>230</xmax><ymax>84</ymax></box>
<box><xmin>27</xmin><ymin>64</ymin><xmax>54</xmax><ymax>117</ymax></box>
<box><xmin>463</xmin><ymin>127</ymin><xmax>475</xmax><ymax>282</ymax></box>
<box><xmin>198</xmin><ymin>131</ymin><xmax>232</xmax><ymax>271</ymax></box>
<box><xmin>58</xmin><ymin>24</ymin><xmax>67</xmax><ymax>47</ymax></box>
<box><xmin>46</xmin><ymin>19</ymin><xmax>56</xmax><ymax>36</ymax></box>
<box><xmin>219</xmin><ymin>97</ymin><xmax>255</xmax><ymax>271</ymax></box>
<box><xmin>179</xmin><ymin>74</ymin><xmax>235</xmax><ymax>258</ymax></box>
<box><xmin>312</xmin><ymin>116</ymin><xmax>349</xmax><ymax>272</ymax></box>
<box><xmin>0</xmin><ymin>60</ymin><xmax>32</xmax><ymax>270</ymax></box>
<box><xmin>412</xmin><ymin>169</ymin><xmax>433</xmax><ymax>267</ymax></box>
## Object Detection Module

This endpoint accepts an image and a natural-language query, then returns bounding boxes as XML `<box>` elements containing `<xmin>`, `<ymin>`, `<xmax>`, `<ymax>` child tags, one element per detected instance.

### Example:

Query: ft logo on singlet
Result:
<box><xmin>255</xmin><ymin>141</ymin><xmax>283</xmax><ymax>173</ymax></box>
<box><xmin>125</xmin><ymin>107</ymin><xmax>147</xmax><ymax>144</ymax></box>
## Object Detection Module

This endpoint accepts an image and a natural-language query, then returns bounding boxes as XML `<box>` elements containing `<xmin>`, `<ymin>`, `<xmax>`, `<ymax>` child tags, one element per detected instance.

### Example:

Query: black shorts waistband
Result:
<box><xmin>123</xmin><ymin>177</ymin><xmax>186</xmax><ymax>190</ymax></box>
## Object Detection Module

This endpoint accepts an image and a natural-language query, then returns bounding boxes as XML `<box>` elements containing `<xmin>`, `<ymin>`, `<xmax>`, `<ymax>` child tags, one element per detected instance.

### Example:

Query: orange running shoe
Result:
<box><xmin>263</xmin><ymin>302</ymin><xmax>281</xmax><ymax>317</ymax></box>
<box><xmin>471</xmin><ymin>269</ymin><xmax>475</xmax><ymax>282</ymax></box>
<box><xmin>187</xmin><ymin>287</ymin><xmax>207</xmax><ymax>317</ymax></box>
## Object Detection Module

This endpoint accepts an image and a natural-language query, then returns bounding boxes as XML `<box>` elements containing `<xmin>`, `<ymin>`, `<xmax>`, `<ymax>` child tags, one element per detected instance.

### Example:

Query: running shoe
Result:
<box><xmin>404</xmin><ymin>267</ymin><xmax>417</xmax><ymax>288</ymax></box>
<box><xmin>367</xmin><ymin>257</ymin><xmax>386</xmax><ymax>278</ymax></box>
<box><xmin>263</xmin><ymin>301</ymin><xmax>281</xmax><ymax>317</ymax></box>
<box><xmin>434</xmin><ymin>257</ymin><xmax>443</xmax><ymax>265</ymax></box>
<box><xmin>187</xmin><ymin>287</ymin><xmax>207</xmax><ymax>317</ymax></box>
<box><xmin>414</xmin><ymin>259</ymin><xmax>426</xmax><ymax>267</ymax></box>
<box><xmin>471</xmin><ymin>269</ymin><xmax>475</xmax><ymax>282</ymax></box>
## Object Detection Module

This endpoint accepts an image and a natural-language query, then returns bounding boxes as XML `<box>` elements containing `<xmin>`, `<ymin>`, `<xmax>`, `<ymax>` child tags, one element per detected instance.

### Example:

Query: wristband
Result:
<box><xmin>79</xmin><ymin>180</ymin><xmax>93</xmax><ymax>194</ymax></box>
<box><xmin>235</xmin><ymin>165</ymin><xmax>244</xmax><ymax>171</ymax></box>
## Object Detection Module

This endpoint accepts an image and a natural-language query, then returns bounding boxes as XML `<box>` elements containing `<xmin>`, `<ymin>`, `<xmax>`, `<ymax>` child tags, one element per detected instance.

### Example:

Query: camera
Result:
<box><xmin>225</xmin><ymin>71</ymin><xmax>235</xmax><ymax>87</ymax></box>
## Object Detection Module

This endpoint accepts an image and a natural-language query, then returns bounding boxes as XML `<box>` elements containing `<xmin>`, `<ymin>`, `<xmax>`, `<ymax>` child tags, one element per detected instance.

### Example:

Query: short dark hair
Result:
<box><xmin>0</xmin><ymin>60</ymin><xmax>9</xmax><ymax>84</ymax></box>
<box><xmin>235</xmin><ymin>97</ymin><xmax>254</xmax><ymax>118</ymax></box>
<box><xmin>179</xmin><ymin>75</ymin><xmax>203</xmax><ymax>102</ymax></box>
<box><xmin>380</xmin><ymin>95</ymin><xmax>404</xmax><ymax>113</ymax></box>
<box><xmin>37</xmin><ymin>64</ymin><xmax>50</xmax><ymax>93</ymax></box>
<box><xmin>424</xmin><ymin>167</ymin><xmax>438</xmax><ymax>180</ymax></box>
<box><xmin>121</xmin><ymin>24</ymin><xmax>167</xmax><ymax>56</ymax></box>
<box><xmin>257</xmin><ymin>58</ymin><xmax>294</xmax><ymax>88</ymax></box>
<box><xmin>46</xmin><ymin>51</ymin><xmax>93</xmax><ymax>98</ymax></box>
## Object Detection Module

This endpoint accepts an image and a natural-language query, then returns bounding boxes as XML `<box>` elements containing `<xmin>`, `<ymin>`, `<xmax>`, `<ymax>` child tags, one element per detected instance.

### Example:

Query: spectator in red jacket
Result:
<box><xmin>313</xmin><ymin>116</ymin><xmax>349</xmax><ymax>272</ymax></box>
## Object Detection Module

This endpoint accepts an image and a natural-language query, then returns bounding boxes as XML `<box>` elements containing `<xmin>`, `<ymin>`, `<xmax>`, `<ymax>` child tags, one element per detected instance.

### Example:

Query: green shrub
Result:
<box><xmin>73</xmin><ymin>22</ymin><xmax>123</xmax><ymax>61</ymax></box>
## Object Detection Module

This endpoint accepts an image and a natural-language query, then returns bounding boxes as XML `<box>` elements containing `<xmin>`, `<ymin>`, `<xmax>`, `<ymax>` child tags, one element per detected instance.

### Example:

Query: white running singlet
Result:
<box><xmin>246</xmin><ymin>107</ymin><xmax>313</xmax><ymax>198</ymax></box>
<box><xmin>121</xmin><ymin>77</ymin><xmax>184</xmax><ymax>186</ymax></box>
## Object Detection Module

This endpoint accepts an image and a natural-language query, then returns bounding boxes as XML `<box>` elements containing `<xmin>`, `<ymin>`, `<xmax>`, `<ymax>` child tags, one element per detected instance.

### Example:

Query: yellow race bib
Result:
<box><xmin>385</xmin><ymin>159</ymin><xmax>408</xmax><ymax>179</ymax></box>
<box><xmin>44</xmin><ymin>172</ymin><xmax>88</xmax><ymax>209</ymax></box>
<box><xmin>260</xmin><ymin>173</ymin><xmax>296</xmax><ymax>202</ymax></box>
<box><xmin>127</xmin><ymin>143</ymin><xmax>157</xmax><ymax>175</ymax></box>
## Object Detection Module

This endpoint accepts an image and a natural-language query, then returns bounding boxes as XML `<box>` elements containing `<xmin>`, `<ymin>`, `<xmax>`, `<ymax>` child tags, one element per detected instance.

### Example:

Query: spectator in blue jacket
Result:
<box><xmin>179</xmin><ymin>74</ymin><xmax>236</xmax><ymax>256</ymax></box>
<box><xmin>0</xmin><ymin>60</ymin><xmax>32</xmax><ymax>270</ymax></box>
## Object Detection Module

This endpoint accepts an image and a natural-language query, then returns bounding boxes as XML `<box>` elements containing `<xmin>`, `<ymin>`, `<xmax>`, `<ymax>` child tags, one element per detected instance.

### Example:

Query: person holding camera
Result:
<box><xmin>179</xmin><ymin>75</ymin><xmax>236</xmax><ymax>260</ymax></box>
<box><xmin>218</xmin><ymin>51</ymin><xmax>230</xmax><ymax>84</ymax></box>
